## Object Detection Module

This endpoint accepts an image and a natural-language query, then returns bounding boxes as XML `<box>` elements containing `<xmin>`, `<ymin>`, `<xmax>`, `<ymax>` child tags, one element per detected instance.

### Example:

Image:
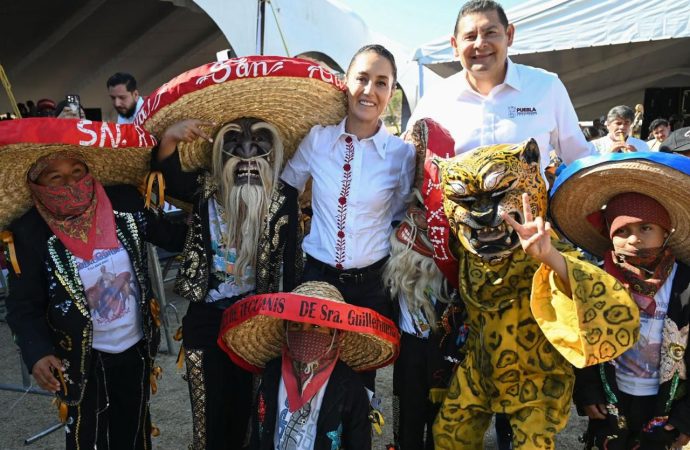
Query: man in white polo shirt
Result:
<box><xmin>409</xmin><ymin>0</ymin><xmax>593</xmax><ymax>173</ymax></box>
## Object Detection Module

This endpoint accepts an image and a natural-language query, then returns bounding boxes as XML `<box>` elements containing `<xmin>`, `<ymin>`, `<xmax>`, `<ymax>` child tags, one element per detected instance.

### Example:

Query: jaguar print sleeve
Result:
<box><xmin>531</xmin><ymin>246</ymin><xmax>639</xmax><ymax>369</ymax></box>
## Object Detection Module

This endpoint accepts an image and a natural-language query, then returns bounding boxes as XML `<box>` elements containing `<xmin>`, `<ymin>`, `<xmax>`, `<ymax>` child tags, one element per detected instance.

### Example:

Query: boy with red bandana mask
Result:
<box><xmin>550</xmin><ymin>153</ymin><xmax>690</xmax><ymax>450</ymax></box>
<box><xmin>218</xmin><ymin>281</ymin><xmax>401</xmax><ymax>450</ymax></box>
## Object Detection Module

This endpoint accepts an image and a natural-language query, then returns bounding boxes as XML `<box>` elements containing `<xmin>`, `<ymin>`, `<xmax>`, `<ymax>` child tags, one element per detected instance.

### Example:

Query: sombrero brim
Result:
<box><xmin>137</xmin><ymin>56</ymin><xmax>347</xmax><ymax>171</ymax></box>
<box><xmin>0</xmin><ymin>118</ymin><xmax>158</xmax><ymax>230</ymax></box>
<box><xmin>550</xmin><ymin>152</ymin><xmax>690</xmax><ymax>264</ymax></box>
<box><xmin>217</xmin><ymin>292</ymin><xmax>400</xmax><ymax>374</ymax></box>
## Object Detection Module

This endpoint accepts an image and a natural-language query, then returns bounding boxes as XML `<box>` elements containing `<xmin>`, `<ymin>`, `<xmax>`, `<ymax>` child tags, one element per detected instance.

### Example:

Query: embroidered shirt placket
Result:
<box><xmin>334</xmin><ymin>137</ymin><xmax>355</xmax><ymax>269</ymax></box>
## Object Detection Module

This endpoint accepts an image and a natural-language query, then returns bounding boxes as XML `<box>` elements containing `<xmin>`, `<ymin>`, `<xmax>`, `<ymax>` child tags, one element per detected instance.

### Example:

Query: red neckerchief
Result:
<box><xmin>29</xmin><ymin>174</ymin><xmax>118</xmax><ymax>260</ymax></box>
<box><xmin>604</xmin><ymin>248</ymin><xmax>675</xmax><ymax>315</ymax></box>
<box><xmin>281</xmin><ymin>337</ymin><xmax>339</xmax><ymax>413</ymax></box>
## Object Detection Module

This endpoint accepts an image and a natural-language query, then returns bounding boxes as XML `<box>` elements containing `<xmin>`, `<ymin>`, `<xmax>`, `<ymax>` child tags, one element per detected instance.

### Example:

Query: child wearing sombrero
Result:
<box><xmin>218</xmin><ymin>281</ymin><xmax>400</xmax><ymax>449</ymax></box>
<box><xmin>0</xmin><ymin>118</ymin><xmax>187</xmax><ymax>449</ymax></box>
<box><xmin>550</xmin><ymin>152</ymin><xmax>690</xmax><ymax>449</ymax></box>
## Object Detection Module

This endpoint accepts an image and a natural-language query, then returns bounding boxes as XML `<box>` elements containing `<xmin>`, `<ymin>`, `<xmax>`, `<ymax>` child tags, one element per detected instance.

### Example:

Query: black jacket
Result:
<box><xmin>250</xmin><ymin>358</ymin><xmax>371</xmax><ymax>450</ymax></box>
<box><xmin>151</xmin><ymin>148</ymin><xmax>302</xmax><ymax>302</ymax></box>
<box><xmin>5</xmin><ymin>185</ymin><xmax>187</xmax><ymax>405</ymax></box>
<box><xmin>574</xmin><ymin>261</ymin><xmax>690</xmax><ymax>436</ymax></box>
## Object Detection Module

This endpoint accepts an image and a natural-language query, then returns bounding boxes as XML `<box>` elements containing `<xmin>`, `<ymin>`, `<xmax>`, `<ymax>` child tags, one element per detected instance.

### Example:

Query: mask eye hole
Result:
<box><xmin>449</xmin><ymin>181</ymin><xmax>466</xmax><ymax>196</ymax></box>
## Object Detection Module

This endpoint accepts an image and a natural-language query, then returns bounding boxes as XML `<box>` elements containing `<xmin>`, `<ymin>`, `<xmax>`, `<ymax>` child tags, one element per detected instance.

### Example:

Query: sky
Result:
<box><xmin>341</xmin><ymin>0</ymin><xmax>527</xmax><ymax>49</ymax></box>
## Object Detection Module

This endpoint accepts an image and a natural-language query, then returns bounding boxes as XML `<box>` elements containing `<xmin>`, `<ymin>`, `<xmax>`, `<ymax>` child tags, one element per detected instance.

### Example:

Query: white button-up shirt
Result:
<box><xmin>409</xmin><ymin>59</ymin><xmax>594</xmax><ymax>172</ymax></box>
<box><xmin>592</xmin><ymin>135</ymin><xmax>650</xmax><ymax>153</ymax></box>
<box><xmin>281</xmin><ymin>119</ymin><xmax>415</xmax><ymax>269</ymax></box>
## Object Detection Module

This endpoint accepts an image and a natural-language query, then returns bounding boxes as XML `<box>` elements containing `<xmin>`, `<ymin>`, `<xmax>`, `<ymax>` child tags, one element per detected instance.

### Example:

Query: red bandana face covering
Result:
<box><xmin>28</xmin><ymin>173</ymin><xmax>119</xmax><ymax>260</ymax></box>
<box><xmin>605</xmin><ymin>247</ymin><xmax>675</xmax><ymax>316</ymax></box>
<box><xmin>281</xmin><ymin>330</ymin><xmax>340</xmax><ymax>412</ymax></box>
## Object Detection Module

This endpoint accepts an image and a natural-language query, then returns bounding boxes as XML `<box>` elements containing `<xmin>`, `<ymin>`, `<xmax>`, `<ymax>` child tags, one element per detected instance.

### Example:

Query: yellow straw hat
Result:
<box><xmin>135</xmin><ymin>56</ymin><xmax>347</xmax><ymax>171</ymax></box>
<box><xmin>550</xmin><ymin>152</ymin><xmax>690</xmax><ymax>264</ymax></box>
<box><xmin>0</xmin><ymin>118</ymin><xmax>157</xmax><ymax>230</ymax></box>
<box><xmin>218</xmin><ymin>281</ymin><xmax>400</xmax><ymax>373</ymax></box>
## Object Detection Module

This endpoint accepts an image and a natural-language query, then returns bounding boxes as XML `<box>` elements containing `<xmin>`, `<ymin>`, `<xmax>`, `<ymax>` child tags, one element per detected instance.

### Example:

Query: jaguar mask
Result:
<box><xmin>437</xmin><ymin>139</ymin><xmax>547</xmax><ymax>262</ymax></box>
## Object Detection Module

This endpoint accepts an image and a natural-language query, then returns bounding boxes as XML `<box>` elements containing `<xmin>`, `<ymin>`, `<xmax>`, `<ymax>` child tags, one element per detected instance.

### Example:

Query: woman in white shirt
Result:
<box><xmin>281</xmin><ymin>44</ymin><xmax>414</xmax><ymax>374</ymax></box>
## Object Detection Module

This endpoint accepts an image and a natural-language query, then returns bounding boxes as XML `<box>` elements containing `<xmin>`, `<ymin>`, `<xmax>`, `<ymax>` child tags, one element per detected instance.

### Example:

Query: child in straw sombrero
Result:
<box><xmin>1</xmin><ymin>118</ymin><xmax>187</xmax><ymax>449</ymax></box>
<box><xmin>550</xmin><ymin>152</ymin><xmax>690</xmax><ymax>449</ymax></box>
<box><xmin>218</xmin><ymin>281</ymin><xmax>401</xmax><ymax>450</ymax></box>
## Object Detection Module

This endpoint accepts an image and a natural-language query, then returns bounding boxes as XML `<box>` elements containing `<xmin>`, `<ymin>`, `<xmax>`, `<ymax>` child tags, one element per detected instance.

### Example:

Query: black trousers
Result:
<box><xmin>183</xmin><ymin>301</ymin><xmax>253</xmax><ymax>450</ymax></box>
<box><xmin>393</xmin><ymin>333</ymin><xmax>439</xmax><ymax>450</ymax></box>
<box><xmin>584</xmin><ymin>391</ymin><xmax>679</xmax><ymax>449</ymax></box>
<box><xmin>301</xmin><ymin>256</ymin><xmax>391</xmax><ymax>392</ymax></box>
<box><xmin>66</xmin><ymin>342</ymin><xmax>151</xmax><ymax>450</ymax></box>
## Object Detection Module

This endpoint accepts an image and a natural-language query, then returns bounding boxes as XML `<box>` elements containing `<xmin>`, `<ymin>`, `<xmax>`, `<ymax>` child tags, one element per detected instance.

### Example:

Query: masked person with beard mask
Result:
<box><xmin>140</xmin><ymin>56</ymin><xmax>347</xmax><ymax>450</ymax></box>
<box><xmin>217</xmin><ymin>281</ymin><xmax>400</xmax><ymax>450</ymax></box>
<box><xmin>550</xmin><ymin>152</ymin><xmax>690</xmax><ymax>450</ymax></box>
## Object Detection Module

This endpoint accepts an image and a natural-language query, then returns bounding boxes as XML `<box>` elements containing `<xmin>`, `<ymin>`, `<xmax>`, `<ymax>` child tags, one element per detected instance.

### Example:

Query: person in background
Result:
<box><xmin>660</xmin><ymin>126</ymin><xmax>690</xmax><ymax>157</ymax></box>
<box><xmin>647</xmin><ymin>118</ymin><xmax>671</xmax><ymax>151</ymax></box>
<box><xmin>582</xmin><ymin>125</ymin><xmax>604</xmax><ymax>142</ymax></box>
<box><xmin>592</xmin><ymin>105</ymin><xmax>650</xmax><ymax>153</ymax></box>
<box><xmin>107</xmin><ymin>72</ymin><xmax>144</xmax><ymax>124</ymax></box>
<box><xmin>53</xmin><ymin>99</ymin><xmax>86</xmax><ymax>120</ymax></box>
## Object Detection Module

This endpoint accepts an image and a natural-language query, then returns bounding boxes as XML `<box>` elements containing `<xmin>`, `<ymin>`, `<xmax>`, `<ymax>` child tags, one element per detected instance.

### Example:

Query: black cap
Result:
<box><xmin>660</xmin><ymin>126</ymin><xmax>690</xmax><ymax>153</ymax></box>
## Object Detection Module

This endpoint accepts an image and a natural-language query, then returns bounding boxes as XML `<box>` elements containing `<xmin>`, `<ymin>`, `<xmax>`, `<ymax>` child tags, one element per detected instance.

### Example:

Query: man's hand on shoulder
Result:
<box><xmin>157</xmin><ymin>119</ymin><xmax>215</xmax><ymax>161</ymax></box>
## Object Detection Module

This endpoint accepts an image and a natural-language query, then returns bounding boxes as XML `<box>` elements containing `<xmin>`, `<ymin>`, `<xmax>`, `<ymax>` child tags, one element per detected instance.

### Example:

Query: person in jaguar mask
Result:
<box><xmin>430</xmin><ymin>139</ymin><xmax>641</xmax><ymax>449</ymax></box>
<box><xmin>142</xmin><ymin>57</ymin><xmax>347</xmax><ymax>450</ymax></box>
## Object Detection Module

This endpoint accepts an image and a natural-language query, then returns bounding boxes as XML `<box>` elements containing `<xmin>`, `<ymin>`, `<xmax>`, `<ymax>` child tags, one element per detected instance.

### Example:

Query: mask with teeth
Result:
<box><xmin>436</xmin><ymin>139</ymin><xmax>547</xmax><ymax>262</ymax></box>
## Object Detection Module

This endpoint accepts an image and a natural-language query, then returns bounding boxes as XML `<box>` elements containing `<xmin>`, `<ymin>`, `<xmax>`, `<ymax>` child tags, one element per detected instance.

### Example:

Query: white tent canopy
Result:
<box><xmin>412</xmin><ymin>0</ymin><xmax>690</xmax><ymax>121</ymax></box>
<box><xmin>195</xmin><ymin>0</ymin><xmax>420</xmax><ymax>116</ymax></box>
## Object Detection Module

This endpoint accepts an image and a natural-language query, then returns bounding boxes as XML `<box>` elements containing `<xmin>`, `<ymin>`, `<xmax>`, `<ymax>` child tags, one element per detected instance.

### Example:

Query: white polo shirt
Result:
<box><xmin>281</xmin><ymin>119</ymin><xmax>415</xmax><ymax>270</ymax></box>
<box><xmin>409</xmin><ymin>59</ymin><xmax>594</xmax><ymax>172</ymax></box>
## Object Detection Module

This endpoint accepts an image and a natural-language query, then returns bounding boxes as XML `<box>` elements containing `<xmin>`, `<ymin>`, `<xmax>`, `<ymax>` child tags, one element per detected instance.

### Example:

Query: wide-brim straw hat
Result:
<box><xmin>135</xmin><ymin>55</ymin><xmax>347</xmax><ymax>171</ymax></box>
<box><xmin>0</xmin><ymin>118</ymin><xmax>158</xmax><ymax>230</ymax></box>
<box><xmin>550</xmin><ymin>151</ymin><xmax>690</xmax><ymax>264</ymax></box>
<box><xmin>217</xmin><ymin>281</ymin><xmax>400</xmax><ymax>374</ymax></box>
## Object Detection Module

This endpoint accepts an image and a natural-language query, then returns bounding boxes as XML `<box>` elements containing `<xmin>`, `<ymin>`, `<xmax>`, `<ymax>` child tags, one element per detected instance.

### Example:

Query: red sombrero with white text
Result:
<box><xmin>135</xmin><ymin>56</ymin><xmax>347</xmax><ymax>171</ymax></box>
<box><xmin>404</xmin><ymin>118</ymin><xmax>459</xmax><ymax>288</ymax></box>
<box><xmin>0</xmin><ymin>118</ymin><xmax>158</xmax><ymax>230</ymax></box>
<box><xmin>218</xmin><ymin>281</ymin><xmax>400</xmax><ymax>374</ymax></box>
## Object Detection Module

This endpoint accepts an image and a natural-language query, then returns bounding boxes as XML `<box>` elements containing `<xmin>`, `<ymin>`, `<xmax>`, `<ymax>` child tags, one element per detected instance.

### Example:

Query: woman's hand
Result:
<box><xmin>582</xmin><ymin>403</ymin><xmax>607</xmax><ymax>420</ymax></box>
<box><xmin>157</xmin><ymin>119</ymin><xmax>215</xmax><ymax>161</ymax></box>
<box><xmin>32</xmin><ymin>355</ymin><xmax>64</xmax><ymax>393</ymax></box>
<box><xmin>663</xmin><ymin>424</ymin><xmax>690</xmax><ymax>447</ymax></box>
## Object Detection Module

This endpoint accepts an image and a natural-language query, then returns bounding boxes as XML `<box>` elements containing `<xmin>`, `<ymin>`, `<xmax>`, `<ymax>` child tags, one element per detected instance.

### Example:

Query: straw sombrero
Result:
<box><xmin>217</xmin><ymin>281</ymin><xmax>400</xmax><ymax>374</ymax></box>
<box><xmin>0</xmin><ymin>118</ymin><xmax>158</xmax><ymax>230</ymax></box>
<box><xmin>550</xmin><ymin>152</ymin><xmax>690</xmax><ymax>264</ymax></box>
<box><xmin>135</xmin><ymin>55</ymin><xmax>347</xmax><ymax>171</ymax></box>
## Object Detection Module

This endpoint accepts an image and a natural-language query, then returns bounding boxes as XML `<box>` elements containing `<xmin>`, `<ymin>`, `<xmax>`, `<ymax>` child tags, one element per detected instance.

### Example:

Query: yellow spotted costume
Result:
<box><xmin>431</xmin><ymin>140</ymin><xmax>639</xmax><ymax>449</ymax></box>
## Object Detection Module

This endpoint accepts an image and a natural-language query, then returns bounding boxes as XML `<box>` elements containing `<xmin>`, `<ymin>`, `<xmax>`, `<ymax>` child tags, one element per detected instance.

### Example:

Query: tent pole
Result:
<box><xmin>418</xmin><ymin>61</ymin><xmax>425</xmax><ymax>100</ymax></box>
<box><xmin>256</xmin><ymin>0</ymin><xmax>267</xmax><ymax>55</ymax></box>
